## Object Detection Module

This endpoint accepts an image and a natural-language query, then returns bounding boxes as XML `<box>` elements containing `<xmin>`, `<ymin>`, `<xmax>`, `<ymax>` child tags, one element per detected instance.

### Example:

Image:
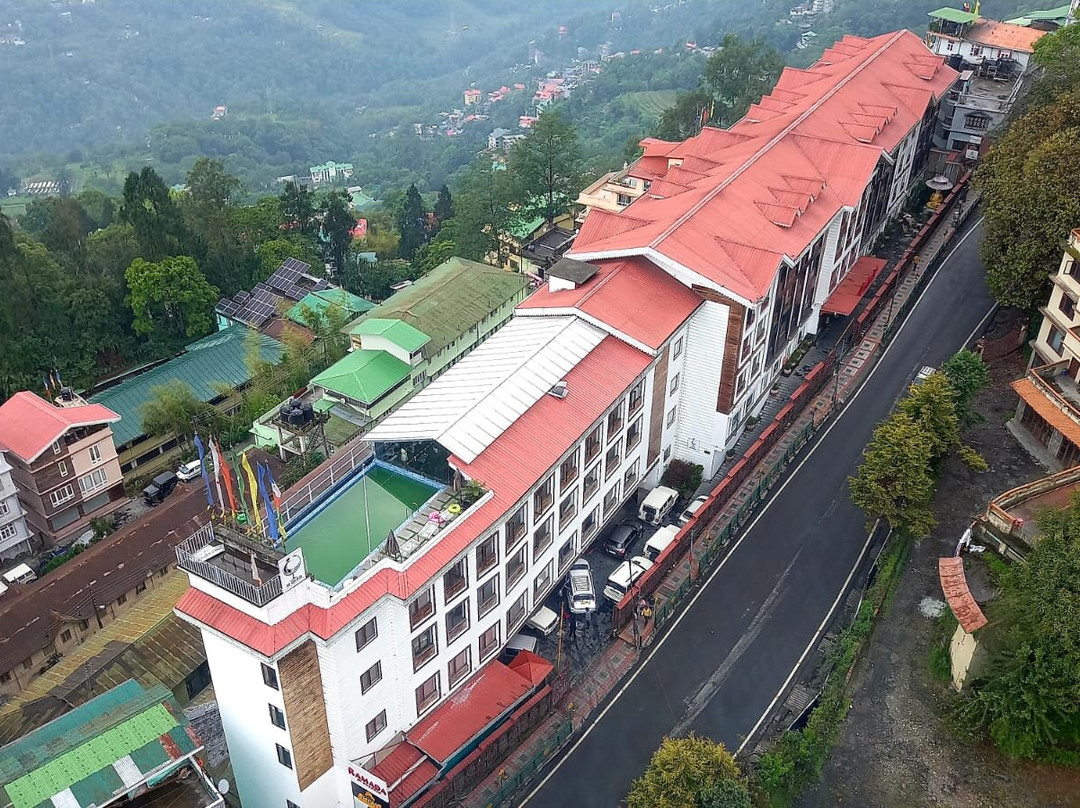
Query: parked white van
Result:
<box><xmin>2</xmin><ymin>563</ymin><xmax>37</xmax><ymax>585</ymax></box>
<box><xmin>643</xmin><ymin>525</ymin><xmax>680</xmax><ymax>563</ymax></box>
<box><xmin>639</xmin><ymin>485</ymin><xmax>679</xmax><ymax>526</ymax></box>
<box><xmin>603</xmin><ymin>555</ymin><xmax>653</xmax><ymax>603</ymax></box>
<box><xmin>526</xmin><ymin>605</ymin><xmax>560</xmax><ymax>636</ymax></box>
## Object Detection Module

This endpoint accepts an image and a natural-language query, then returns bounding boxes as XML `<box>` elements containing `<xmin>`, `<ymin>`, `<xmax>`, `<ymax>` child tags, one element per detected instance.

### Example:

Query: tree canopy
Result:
<box><xmin>507</xmin><ymin>111</ymin><xmax>584</xmax><ymax>226</ymax></box>
<box><xmin>125</xmin><ymin>256</ymin><xmax>218</xmax><ymax>340</ymax></box>
<box><xmin>627</xmin><ymin>735</ymin><xmax>750</xmax><ymax>808</ymax></box>
<box><xmin>959</xmin><ymin>493</ymin><xmax>1080</xmax><ymax>760</ymax></box>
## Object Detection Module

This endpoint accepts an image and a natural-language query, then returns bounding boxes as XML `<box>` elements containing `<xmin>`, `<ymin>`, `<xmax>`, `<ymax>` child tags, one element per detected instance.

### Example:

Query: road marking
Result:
<box><xmin>734</xmin><ymin>524</ymin><xmax>879</xmax><ymax>755</ymax></box>
<box><xmin>518</xmin><ymin>216</ymin><xmax>989</xmax><ymax>807</ymax></box>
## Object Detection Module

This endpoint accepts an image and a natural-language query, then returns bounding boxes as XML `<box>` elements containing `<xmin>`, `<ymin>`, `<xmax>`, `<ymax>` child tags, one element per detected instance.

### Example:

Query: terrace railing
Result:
<box><xmin>279</xmin><ymin>438</ymin><xmax>375</xmax><ymax>524</ymax></box>
<box><xmin>176</xmin><ymin>523</ymin><xmax>284</xmax><ymax>607</ymax></box>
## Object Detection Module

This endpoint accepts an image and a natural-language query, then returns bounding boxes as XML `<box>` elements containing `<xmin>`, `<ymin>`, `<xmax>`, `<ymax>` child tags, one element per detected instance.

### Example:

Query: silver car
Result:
<box><xmin>566</xmin><ymin>559</ymin><xmax>596</xmax><ymax>615</ymax></box>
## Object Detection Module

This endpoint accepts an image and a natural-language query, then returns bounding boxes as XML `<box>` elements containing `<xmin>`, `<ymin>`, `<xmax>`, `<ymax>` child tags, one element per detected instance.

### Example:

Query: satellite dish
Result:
<box><xmin>217</xmin><ymin>780</ymin><xmax>230</xmax><ymax>795</ymax></box>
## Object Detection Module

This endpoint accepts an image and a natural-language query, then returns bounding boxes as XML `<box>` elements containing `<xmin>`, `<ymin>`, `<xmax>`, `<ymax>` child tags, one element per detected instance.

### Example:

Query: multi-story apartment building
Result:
<box><xmin>1012</xmin><ymin>229</ymin><xmax>1080</xmax><ymax>469</ymax></box>
<box><xmin>174</xmin><ymin>30</ymin><xmax>956</xmax><ymax>808</ymax></box>
<box><xmin>926</xmin><ymin>8</ymin><xmax>1047</xmax><ymax>151</ymax></box>
<box><xmin>0</xmin><ymin>392</ymin><xmax>126</xmax><ymax>548</ymax></box>
<box><xmin>0</xmin><ymin>452</ymin><xmax>32</xmax><ymax>560</ymax></box>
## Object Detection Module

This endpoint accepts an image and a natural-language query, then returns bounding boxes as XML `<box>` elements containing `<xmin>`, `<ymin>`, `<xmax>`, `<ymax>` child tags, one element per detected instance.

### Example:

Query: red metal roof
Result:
<box><xmin>176</xmin><ymin>336</ymin><xmax>652</xmax><ymax>655</ymax></box>
<box><xmin>371</xmin><ymin>740</ymin><xmax>426</xmax><ymax>786</ymax></box>
<box><xmin>406</xmin><ymin>660</ymin><xmax>536</xmax><ymax>764</ymax></box>
<box><xmin>820</xmin><ymin>256</ymin><xmax>887</xmax><ymax>316</ymax></box>
<box><xmin>571</xmin><ymin>31</ymin><xmax>957</xmax><ymax>303</ymax></box>
<box><xmin>516</xmin><ymin>256</ymin><xmax>702</xmax><ymax>349</ymax></box>
<box><xmin>938</xmin><ymin>557</ymin><xmax>988</xmax><ymax>633</ymax></box>
<box><xmin>390</xmin><ymin>759</ymin><xmax>439</xmax><ymax>807</ymax></box>
<box><xmin>0</xmin><ymin>391</ymin><xmax>120</xmax><ymax>462</ymax></box>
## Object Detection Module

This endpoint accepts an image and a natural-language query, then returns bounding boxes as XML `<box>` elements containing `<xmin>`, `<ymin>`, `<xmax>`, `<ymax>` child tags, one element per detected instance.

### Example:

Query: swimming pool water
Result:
<box><xmin>286</xmin><ymin>465</ymin><xmax>439</xmax><ymax>586</ymax></box>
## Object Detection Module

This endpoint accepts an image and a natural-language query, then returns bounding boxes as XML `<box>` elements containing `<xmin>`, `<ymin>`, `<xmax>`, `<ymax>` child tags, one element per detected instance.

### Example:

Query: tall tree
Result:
<box><xmin>119</xmin><ymin>166</ymin><xmax>189</xmax><ymax>261</ymax></box>
<box><xmin>507</xmin><ymin>110</ymin><xmax>584</xmax><ymax>225</ymax></box>
<box><xmin>898</xmin><ymin>373</ymin><xmax>959</xmax><ymax>460</ymax></box>
<box><xmin>627</xmin><ymin>735</ymin><xmax>751</xmax><ymax>808</ymax></box>
<box><xmin>1029</xmin><ymin>22</ymin><xmax>1080</xmax><ymax>108</ymax></box>
<box><xmin>849</xmin><ymin>412</ymin><xmax>936</xmax><ymax>537</ymax></box>
<box><xmin>442</xmin><ymin>156</ymin><xmax>516</xmax><ymax>265</ymax></box>
<box><xmin>433</xmin><ymin>184</ymin><xmax>454</xmax><ymax>224</ymax></box>
<box><xmin>186</xmin><ymin>157</ymin><xmax>241</xmax><ymax>212</ymax></box>
<box><xmin>942</xmin><ymin>349</ymin><xmax>991</xmax><ymax>426</ymax></box>
<box><xmin>702</xmin><ymin>34</ymin><xmax>785</xmax><ymax>126</ymax></box>
<box><xmin>976</xmin><ymin>90</ymin><xmax>1080</xmax><ymax>309</ymax></box>
<box><xmin>656</xmin><ymin>88</ymin><xmax>716</xmax><ymax>141</ymax></box>
<box><xmin>139</xmin><ymin>380</ymin><xmax>216</xmax><ymax>450</ymax></box>
<box><xmin>125</xmin><ymin>256</ymin><xmax>218</xmax><ymax>339</ymax></box>
<box><xmin>396</xmin><ymin>183</ymin><xmax>429</xmax><ymax>260</ymax></box>
<box><xmin>279</xmin><ymin>181</ymin><xmax>315</xmax><ymax>235</ymax></box>
<box><xmin>320</xmin><ymin>191</ymin><xmax>357</xmax><ymax>276</ymax></box>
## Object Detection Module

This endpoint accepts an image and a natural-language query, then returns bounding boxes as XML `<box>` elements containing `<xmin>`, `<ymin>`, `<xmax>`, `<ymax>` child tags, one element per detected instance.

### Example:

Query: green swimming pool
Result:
<box><xmin>286</xmin><ymin>464</ymin><xmax>439</xmax><ymax>586</ymax></box>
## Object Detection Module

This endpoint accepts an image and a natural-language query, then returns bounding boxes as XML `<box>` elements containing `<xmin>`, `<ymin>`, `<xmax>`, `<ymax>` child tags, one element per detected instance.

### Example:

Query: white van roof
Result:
<box><xmin>3</xmin><ymin>563</ymin><xmax>34</xmax><ymax>583</ymax></box>
<box><xmin>642</xmin><ymin>486</ymin><xmax>678</xmax><ymax>507</ymax></box>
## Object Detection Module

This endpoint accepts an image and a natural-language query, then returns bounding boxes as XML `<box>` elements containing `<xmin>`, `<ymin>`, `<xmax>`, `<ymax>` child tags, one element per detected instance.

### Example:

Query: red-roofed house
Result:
<box><xmin>0</xmin><ymin>392</ymin><xmax>126</xmax><ymax>548</ymax></box>
<box><xmin>173</xmin><ymin>29</ymin><xmax>959</xmax><ymax>808</ymax></box>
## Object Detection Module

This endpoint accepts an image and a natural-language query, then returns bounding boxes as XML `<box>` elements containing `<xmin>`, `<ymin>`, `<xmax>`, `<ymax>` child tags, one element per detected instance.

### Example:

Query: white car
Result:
<box><xmin>914</xmin><ymin>365</ymin><xmax>936</xmax><ymax>384</ymax></box>
<box><xmin>603</xmin><ymin>555</ymin><xmax>653</xmax><ymax>604</ymax></box>
<box><xmin>566</xmin><ymin>559</ymin><xmax>596</xmax><ymax>615</ymax></box>
<box><xmin>678</xmin><ymin>495</ymin><xmax>709</xmax><ymax>526</ymax></box>
<box><xmin>176</xmin><ymin>459</ymin><xmax>203</xmax><ymax>482</ymax></box>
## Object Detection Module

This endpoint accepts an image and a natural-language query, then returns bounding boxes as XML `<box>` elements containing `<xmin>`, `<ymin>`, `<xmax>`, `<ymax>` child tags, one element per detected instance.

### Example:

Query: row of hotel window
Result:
<box><xmin>48</xmin><ymin>467</ymin><xmax>111</xmax><ymax>508</ymax></box>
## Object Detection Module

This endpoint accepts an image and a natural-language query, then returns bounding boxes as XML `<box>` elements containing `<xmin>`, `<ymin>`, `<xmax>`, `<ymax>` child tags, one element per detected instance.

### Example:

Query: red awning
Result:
<box><xmin>508</xmin><ymin>649</ymin><xmax>554</xmax><ymax>684</ymax></box>
<box><xmin>820</xmin><ymin>256</ymin><xmax>888</xmax><ymax>316</ymax></box>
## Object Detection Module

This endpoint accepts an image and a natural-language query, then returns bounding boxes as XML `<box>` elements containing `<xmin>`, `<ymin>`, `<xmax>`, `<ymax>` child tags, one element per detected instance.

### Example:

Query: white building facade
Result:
<box><xmin>0</xmin><ymin>451</ymin><xmax>32</xmax><ymax>559</ymax></box>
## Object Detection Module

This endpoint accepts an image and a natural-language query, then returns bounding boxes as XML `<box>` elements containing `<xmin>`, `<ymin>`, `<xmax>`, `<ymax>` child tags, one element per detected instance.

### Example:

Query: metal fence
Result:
<box><xmin>478</xmin><ymin>718</ymin><xmax>574</xmax><ymax>808</ymax></box>
<box><xmin>279</xmin><ymin>438</ymin><xmax>374</xmax><ymax>524</ymax></box>
<box><xmin>175</xmin><ymin>523</ymin><xmax>284</xmax><ymax>606</ymax></box>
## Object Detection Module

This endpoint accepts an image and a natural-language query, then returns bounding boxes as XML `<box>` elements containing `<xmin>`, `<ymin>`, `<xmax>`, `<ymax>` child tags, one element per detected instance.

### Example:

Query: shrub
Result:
<box><xmin>661</xmin><ymin>459</ymin><xmax>704</xmax><ymax>500</ymax></box>
<box><xmin>957</xmin><ymin>445</ymin><xmax>989</xmax><ymax>472</ymax></box>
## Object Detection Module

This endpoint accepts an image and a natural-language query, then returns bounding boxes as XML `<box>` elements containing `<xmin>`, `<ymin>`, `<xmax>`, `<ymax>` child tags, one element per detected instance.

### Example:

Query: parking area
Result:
<box><xmin>526</xmin><ymin>491</ymin><xmax>687</xmax><ymax>682</ymax></box>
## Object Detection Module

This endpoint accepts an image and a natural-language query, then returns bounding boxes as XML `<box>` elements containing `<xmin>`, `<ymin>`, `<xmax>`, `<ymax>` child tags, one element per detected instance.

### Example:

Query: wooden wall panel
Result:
<box><xmin>279</xmin><ymin>640</ymin><xmax>334</xmax><ymax>790</ymax></box>
<box><xmin>647</xmin><ymin>351</ymin><xmax>669</xmax><ymax>467</ymax></box>
<box><xmin>691</xmin><ymin>286</ymin><xmax>744</xmax><ymax>414</ymax></box>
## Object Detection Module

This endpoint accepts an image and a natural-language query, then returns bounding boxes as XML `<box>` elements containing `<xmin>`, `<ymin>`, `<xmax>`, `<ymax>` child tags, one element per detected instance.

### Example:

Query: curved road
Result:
<box><xmin>520</xmin><ymin>219</ymin><xmax>993</xmax><ymax>808</ymax></box>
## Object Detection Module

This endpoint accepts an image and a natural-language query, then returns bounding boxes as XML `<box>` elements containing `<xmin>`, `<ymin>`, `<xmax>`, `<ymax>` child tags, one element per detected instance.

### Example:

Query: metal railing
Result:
<box><xmin>176</xmin><ymin>523</ymin><xmax>284</xmax><ymax>607</ymax></box>
<box><xmin>279</xmin><ymin>438</ymin><xmax>374</xmax><ymax>524</ymax></box>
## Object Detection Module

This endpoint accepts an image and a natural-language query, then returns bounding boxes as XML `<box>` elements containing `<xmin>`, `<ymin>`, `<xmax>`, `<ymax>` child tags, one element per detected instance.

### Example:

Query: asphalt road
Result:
<box><xmin>520</xmin><ymin>218</ymin><xmax>994</xmax><ymax>808</ymax></box>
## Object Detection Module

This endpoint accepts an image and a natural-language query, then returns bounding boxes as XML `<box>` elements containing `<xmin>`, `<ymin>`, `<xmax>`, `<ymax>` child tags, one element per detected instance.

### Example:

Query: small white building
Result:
<box><xmin>0</xmin><ymin>451</ymin><xmax>32</xmax><ymax>559</ymax></box>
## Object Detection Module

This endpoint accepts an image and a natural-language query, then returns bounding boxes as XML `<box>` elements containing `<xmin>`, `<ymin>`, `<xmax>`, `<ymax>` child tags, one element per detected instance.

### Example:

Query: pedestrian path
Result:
<box><xmin>467</xmin><ymin>194</ymin><xmax>979</xmax><ymax>808</ymax></box>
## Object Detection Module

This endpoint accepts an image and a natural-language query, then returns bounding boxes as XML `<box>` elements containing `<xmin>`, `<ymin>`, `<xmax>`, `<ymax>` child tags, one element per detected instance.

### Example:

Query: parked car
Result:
<box><xmin>526</xmin><ymin>605</ymin><xmax>560</xmax><ymax>636</ymax></box>
<box><xmin>142</xmin><ymin>471</ymin><xmax>178</xmax><ymax>505</ymax></box>
<box><xmin>176</xmin><ymin>459</ymin><xmax>203</xmax><ymax>482</ymax></box>
<box><xmin>566</xmin><ymin>559</ymin><xmax>596</xmax><ymax>615</ymax></box>
<box><xmin>602</xmin><ymin>522</ymin><xmax>643</xmax><ymax>559</ymax></box>
<box><xmin>914</xmin><ymin>365</ymin><xmax>936</xmax><ymax>384</ymax></box>
<box><xmin>639</xmin><ymin>485</ymin><xmax>679</xmax><ymax>526</ymax></box>
<box><xmin>603</xmin><ymin>556</ymin><xmax>653</xmax><ymax>604</ymax></box>
<box><xmin>643</xmin><ymin>525</ymin><xmax>680</xmax><ymax>563</ymax></box>
<box><xmin>678</xmin><ymin>495</ymin><xmax>709</xmax><ymax>526</ymax></box>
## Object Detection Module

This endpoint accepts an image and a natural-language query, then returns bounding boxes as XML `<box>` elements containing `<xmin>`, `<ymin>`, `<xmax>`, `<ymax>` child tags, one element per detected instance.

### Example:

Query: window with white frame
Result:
<box><xmin>0</xmin><ymin>500</ymin><xmax>8</xmax><ymax>516</ymax></box>
<box><xmin>558</xmin><ymin>533</ymin><xmax>577</xmax><ymax>571</ymax></box>
<box><xmin>673</xmin><ymin>336</ymin><xmax>684</xmax><ymax>358</ymax></box>
<box><xmin>88</xmin><ymin>444</ymin><xmax>102</xmax><ymax>464</ymax></box>
<box><xmin>360</xmin><ymin>661</ymin><xmax>382</xmax><ymax>694</ymax></box>
<box><xmin>354</xmin><ymin>617</ymin><xmax>378</xmax><ymax>651</ymax></box>
<box><xmin>505</xmin><ymin>503</ymin><xmax>528</xmax><ymax>550</ymax></box>
<box><xmin>628</xmin><ymin>379</ymin><xmax>645</xmax><ymax>415</ymax></box>
<box><xmin>584</xmin><ymin>425</ymin><xmax>602</xmax><ymax>465</ymax></box>
<box><xmin>79</xmin><ymin>468</ymin><xmax>108</xmax><ymax>496</ymax></box>
<box><xmin>506</xmin><ymin>544</ymin><xmax>527</xmax><ymax>587</ymax></box>
<box><xmin>409</xmin><ymin>587</ymin><xmax>435</xmax><ymax>629</ymax></box>
<box><xmin>623</xmin><ymin>459</ymin><xmax>640</xmax><ymax>491</ymax></box>
<box><xmin>626</xmin><ymin>418</ymin><xmax>642</xmax><ymax>451</ymax></box>
<box><xmin>412</xmin><ymin>625</ymin><xmax>438</xmax><ymax>671</ymax></box>
<box><xmin>58</xmin><ymin>460</ymin><xmax>69</xmax><ymax>478</ymax></box>
<box><xmin>533</xmin><ymin>514</ymin><xmax>553</xmax><ymax>557</ymax></box>
<box><xmin>666</xmin><ymin>407</ymin><xmax>677</xmax><ymax>427</ymax></box>
<box><xmin>446</xmin><ymin>599</ymin><xmax>470</xmax><ymax>642</ymax></box>
<box><xmin>365</xmin><ymin>710</ymin><xmax>387</xmax><ymax>742</ymax></box>
<box><xmin>50</xmin><ymin>485</ymin><xmax>75</xmax><ymax>508</ymax></box>
<box><xmin>669</xmin><ymin>373</ymin><xmax>680</xmax><ymax>394</ymax></box>
<box><xmin>583</xmin><ymin>463</ymin><xmax>601</xmax><ymax>503</ymax></box>
<box><xmin>0</xmin><ymin>523</ymin><xmax>18</xmax><ymax>541</ymax></box>
<box><xmin>558</xmin><ymin>490</ymin><xmax>577</xmax><ymax>532</ymax></box>
<box><xmin>476</xmin><ymin>533</ymin><xmax>498</xmax><ymax>576</ymax></box>
<box><xmin>605</xmin><ymin>438</ymin><xmax>622</xmax><ymax>479</ymax></box>
<box><xmin>582</xmin><ymin>505</ymin><xmax>600</xmax><ymax>540</ymax></box>
<box><xmin>603</xmin><ymin>484</ymin><xmax>621</xmax><ymax>518</ymax></box>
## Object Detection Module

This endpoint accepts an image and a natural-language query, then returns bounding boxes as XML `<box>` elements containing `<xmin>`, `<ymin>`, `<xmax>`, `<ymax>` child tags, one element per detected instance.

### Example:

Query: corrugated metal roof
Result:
<box><xmin>287</xmin><ymin>289</ymin><xmax>374</xmax><ymax>327</ymax></box>
<box><xmin>0</xmin><ymin>680</ymin><xmax>200</xmax><ymax>808</ymax></box>
<box><xmin>311</xmin><ymin>349</ymin><xmax>412</xmax><ymax>405</ymax></box>
<box><xmin>406</xmin><ymin>660</ymin><xmax>534</xmax><ymax>764</ymax></box>
<box><xmin>89</xmin><ymin>325</ymin><xmax>283</xmax><ymax>447</ymax></box>
<box><xmin>365</xmin><ymin>316</ymin><xmax>605</xmax><ymax>462</ymax></box>
<box><xmin>517</xmin><ymin>256</ymin><xmax>703</xmax><ymax>350</ymax></box>
<box><xmin>0</xmin><ymin>393</ymin><xmax>120</xmax><ymax>464</ymax></box>
<box><xmin>1012</xmin><ymin>378</ymin><xmax>1080</xmax><ymax>447</ymax></box>
<box><xmin>571</xmin><ymin>31</ymin><xmax>958</xmax><ymax>303</ymax></box>
<box><xmin>348</xmin><ymin>318</ymin><xmax>431</xmax><ymax>353</ymax></box>
<box><xmin>342</xmin><ymin>258</ymin><xmax>528</xmax><ymax>358</ymax></box>
<box><xmin>938</xmin><ymin>557</ymin><xmax>988</xmax><ymax>633</ymax></box>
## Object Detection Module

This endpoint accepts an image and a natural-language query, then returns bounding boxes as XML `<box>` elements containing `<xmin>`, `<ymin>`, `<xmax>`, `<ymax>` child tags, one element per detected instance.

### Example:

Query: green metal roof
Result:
<box><xmin>0</xmin><ymin>680</ymin><xmax>200</xmax><ymax>808</ymax></box>
<box><xmin>348</xmin><ymin>318</ymin><xmax>431</xmax><ymax>353</ymax></box>
<box><xmin>1006</xmin><ymin>4</ymin><xmax>1071</xmax><ymax>24</ymax></box>
<box><xmin>343</xmin><ymin>257</ymin><xmax>528</xmax><ymax>358</ymax></box>
<box><xmin>509</xmin><ymin>215</ymin><xmax>546</xmax><ymax>241</ymax></box>
<box><xmin>311</xmin><ymin>349</ymin><xmax>411</xmax><ymax>405</ymax></box>
<box><xmin>288</xmin><ymin>289</ymin><xmax>374</xmax><ymax>328</ymax></box>
<box><xmin>89</xmin><ymin>325</ymin><xmax>283</xmax><ymax>447</ymax></box>
<box><xmin>928</xmin><ymin>7</ymin><xmax>979</xmax><ymax>23</ymax></box>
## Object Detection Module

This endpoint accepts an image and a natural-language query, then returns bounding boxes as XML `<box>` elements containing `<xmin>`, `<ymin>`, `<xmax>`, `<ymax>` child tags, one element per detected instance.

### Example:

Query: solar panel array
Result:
<box><xmin>214</xmin><ymin>259</ymin><xmax>330</xmax><ymax>328</ymax></box>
